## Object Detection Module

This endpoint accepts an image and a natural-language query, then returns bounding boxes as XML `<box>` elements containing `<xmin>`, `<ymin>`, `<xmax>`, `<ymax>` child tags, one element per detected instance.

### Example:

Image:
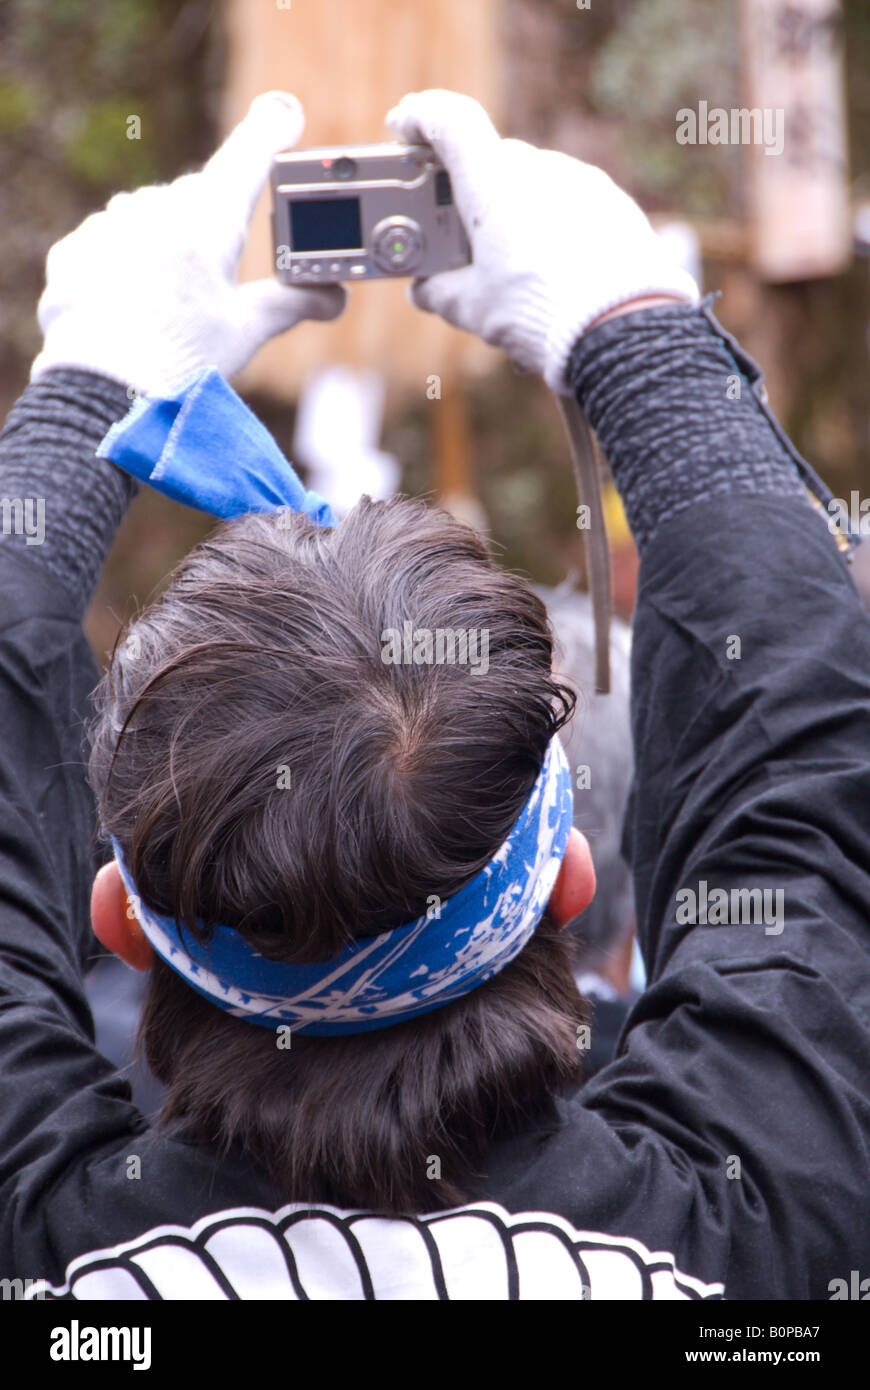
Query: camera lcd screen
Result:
<box><xmin>290</xmin><ymin>197</ymin><xmax>363</xmax><ymax>253</ymax></box>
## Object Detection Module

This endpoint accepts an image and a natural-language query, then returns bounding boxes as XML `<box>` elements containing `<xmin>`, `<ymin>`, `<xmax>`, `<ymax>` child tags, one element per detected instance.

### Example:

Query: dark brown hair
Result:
<box><xmin>88</xmin><ymin>496</ymin><xmax>585</xmax><ymax>1212</ymax></box>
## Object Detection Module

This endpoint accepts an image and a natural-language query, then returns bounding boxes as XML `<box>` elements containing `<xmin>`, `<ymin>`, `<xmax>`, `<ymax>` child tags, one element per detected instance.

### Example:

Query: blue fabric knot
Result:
<box><xmin>97</xmin><ymin>367</ymin><xmax>335</xmax><ymax>526</ymax></box>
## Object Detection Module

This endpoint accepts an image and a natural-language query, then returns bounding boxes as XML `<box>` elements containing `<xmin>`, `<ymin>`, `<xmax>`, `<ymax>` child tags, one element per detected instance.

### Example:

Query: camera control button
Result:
<box><xmin>310</xmin><ymin>264</ymin><xmax>322</xmax><ymax>275</ymax></box>
<box><xmin>350</xmin><ymin>264</ymin><xmax>367</xmax><ymax>275</ymax></box>
<box><xmin>372</xmin><ymin>217</ymin><xmax>425</xmax><ymax>274</ymax></box>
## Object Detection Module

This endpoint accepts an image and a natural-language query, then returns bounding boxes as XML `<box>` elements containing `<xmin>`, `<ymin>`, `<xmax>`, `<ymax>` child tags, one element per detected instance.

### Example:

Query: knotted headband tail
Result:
<box><xmin>97</xmin><ymin>367</ymin><xmax>335</xmax><ymax>526</ymax></box>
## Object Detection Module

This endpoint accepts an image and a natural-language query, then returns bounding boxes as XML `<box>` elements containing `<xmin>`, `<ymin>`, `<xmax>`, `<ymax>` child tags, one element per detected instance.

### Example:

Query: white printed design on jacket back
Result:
<box><xmin>25</xmin><ymin>1201</ymin><xmax>724</xmax><ymax>1301</ymax></box>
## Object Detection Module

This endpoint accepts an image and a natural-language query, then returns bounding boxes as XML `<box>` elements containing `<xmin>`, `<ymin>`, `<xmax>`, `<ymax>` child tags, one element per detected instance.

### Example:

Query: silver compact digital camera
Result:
<box><xmin>270</xmin><ymin>143</ymin><xmax>471</xmax><ymax>285</ymax></box>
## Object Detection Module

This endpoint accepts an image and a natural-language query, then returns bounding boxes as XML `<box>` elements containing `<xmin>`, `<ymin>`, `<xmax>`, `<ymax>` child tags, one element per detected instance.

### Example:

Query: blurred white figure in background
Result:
<box><xmin>293</xmin><ymin>365</ymin><xmax>401</xmax><ymax>517</ymax></box>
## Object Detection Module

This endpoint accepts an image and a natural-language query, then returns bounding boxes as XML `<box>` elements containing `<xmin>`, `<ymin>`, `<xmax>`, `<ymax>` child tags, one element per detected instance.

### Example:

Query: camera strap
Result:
<box><xmin>557</xmin><ymin>396</ymin><xmax>612</xmax><ymax>694</ymax></box>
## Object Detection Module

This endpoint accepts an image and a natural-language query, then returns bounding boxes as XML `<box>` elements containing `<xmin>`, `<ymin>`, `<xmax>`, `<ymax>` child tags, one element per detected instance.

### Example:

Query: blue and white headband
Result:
<box><xmin>99</xmin><ymin>368</ymin><xmax>575</xmax><ymax>1036</ymax></box>
<box><xmin>111</xmin><ymin>737</ymin><xmax>572</xmax><ymax>1036</ymax></box>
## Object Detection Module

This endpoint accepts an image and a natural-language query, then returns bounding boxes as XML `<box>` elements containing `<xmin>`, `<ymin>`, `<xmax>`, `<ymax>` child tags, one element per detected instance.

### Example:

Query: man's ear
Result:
<box><xmin>91</xmin><ymin>860</ymin><xmax>154</xmax><ymax>972</ymax></box>
<box><xmin>547</xmin><ymin>827</ymin><xmax>596</xmax><ymax>929</ymax></box>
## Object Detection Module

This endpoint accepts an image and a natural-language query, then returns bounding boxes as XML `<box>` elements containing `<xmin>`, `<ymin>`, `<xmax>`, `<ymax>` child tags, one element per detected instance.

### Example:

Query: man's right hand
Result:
<box><xmin>386</xmin><ymin>89</ymin><xmax>699</xmax><ymax>394</ymax></box>
<box><xmin>31</xmin><ymin>92</ymin><xmax>346</xmax><ymax>398</ymax></box>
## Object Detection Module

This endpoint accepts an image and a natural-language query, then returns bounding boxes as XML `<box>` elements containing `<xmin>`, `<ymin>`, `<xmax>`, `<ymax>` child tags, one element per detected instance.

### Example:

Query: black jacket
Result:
<box><xmin>1</xmin><ymin>311</ymin><xmax>869</xmax><ymax>1300</ymax></box>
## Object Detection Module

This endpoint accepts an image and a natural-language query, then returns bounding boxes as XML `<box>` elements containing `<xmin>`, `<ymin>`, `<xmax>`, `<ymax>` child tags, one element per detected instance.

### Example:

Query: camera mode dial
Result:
<box><xmin>371</xmin><ymin>216</ymin><xmax>425</xmax><ymax>274</ymax></box>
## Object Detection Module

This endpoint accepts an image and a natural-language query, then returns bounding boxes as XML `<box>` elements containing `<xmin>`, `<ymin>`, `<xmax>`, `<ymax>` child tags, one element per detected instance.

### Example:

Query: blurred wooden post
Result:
<box><xmin>223</xmin><ymin>0</ymin><xmax>503</xmax><ymax>515</ymax></box>
<box><xmin>741</xmin><ymin>0</ymin><xmax>850</xmax><ymax>281</ymax></box>
<box><xmin>434</xmin><ymin>377</ymin><xmax>488</xmax><ymax>531</ymax></box>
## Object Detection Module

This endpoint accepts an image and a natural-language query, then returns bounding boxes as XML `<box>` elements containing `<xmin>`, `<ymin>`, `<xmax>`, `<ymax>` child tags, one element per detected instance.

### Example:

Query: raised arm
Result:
<box><xmin>390</xmin><ymin>90</ymin><xmax>870</xmax><ymax>1297</ymax></box>
<box><xmin>0</xmin><ymin>92</ymin><xmax>346</xmax><ymax>1205</ymax></box>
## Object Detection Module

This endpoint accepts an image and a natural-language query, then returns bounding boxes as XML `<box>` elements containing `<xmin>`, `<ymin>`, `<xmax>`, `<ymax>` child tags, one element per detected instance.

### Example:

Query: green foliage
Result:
<box><xmin>13</xmin><ymin>0</ymin><xmax>156</xmax><ymax>72</ymax></box>
<box><xmin>0</xmin><ymin>0</ymin><xmax>215</xmax><ymax>373</ymax></box>
<box><xmin>0</xmin><ymin>0</ymin><xmax>214</xmax><ymax>194</ymax></box>
<box><xmin>62</xmin><ymin>99</ymin><xmax>157</xmax><ymax>189</ymax></box>
<box><xmin>0</xmin><ymin>74</ymin><xmax>39</xmax><ymax>133</ymax></box>
<box><xmin>590</xmin><ymin>0</ymin><xmax>741</xmax><ymax>213</ymax></box>
<box><xmin>592</xmin><ymin>0</ymin><xmax>739</xmax><ymax>114</ymax></box>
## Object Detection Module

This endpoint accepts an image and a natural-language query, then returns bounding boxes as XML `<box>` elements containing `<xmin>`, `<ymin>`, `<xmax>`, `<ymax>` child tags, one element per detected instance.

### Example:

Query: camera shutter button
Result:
<box><xmin>372</xmin><ymin>216</ymin><xmax>425</xmax><ymax>274</ymax></box>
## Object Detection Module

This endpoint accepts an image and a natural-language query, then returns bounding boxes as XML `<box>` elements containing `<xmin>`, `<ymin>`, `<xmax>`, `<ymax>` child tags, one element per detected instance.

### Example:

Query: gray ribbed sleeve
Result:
<box><xmin>0</xmin><ymin>369</ymin><xmax>138</xmax><ymax>618</ymax></box>
<box><xmin>566</xmin><ymin>296</ymin><xmax>833</xmax><ymax>555</ymax></box>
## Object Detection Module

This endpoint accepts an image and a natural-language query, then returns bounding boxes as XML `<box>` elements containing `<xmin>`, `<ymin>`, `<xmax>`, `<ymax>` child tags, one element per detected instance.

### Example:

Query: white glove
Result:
<box><xmin>31</xmin><ymin>92</ymin><xmax>345</xmax><ymax>396</ymax></box>
<box><xmin>386</xmin><ymin>90</ymin><xmax>699</xmax><ymax>393</ymax></box>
